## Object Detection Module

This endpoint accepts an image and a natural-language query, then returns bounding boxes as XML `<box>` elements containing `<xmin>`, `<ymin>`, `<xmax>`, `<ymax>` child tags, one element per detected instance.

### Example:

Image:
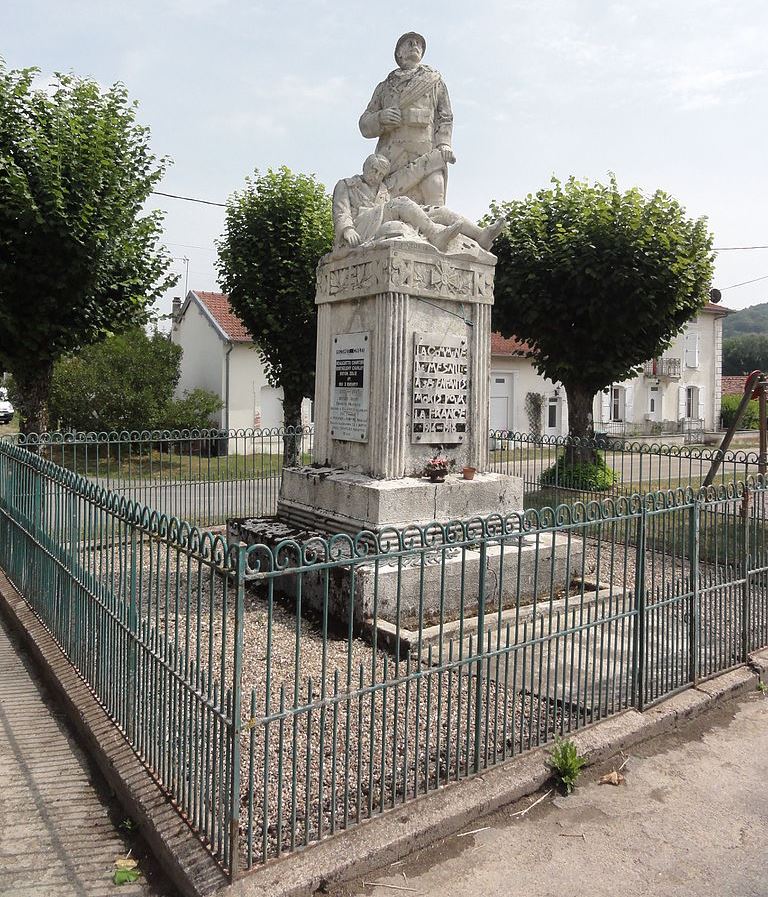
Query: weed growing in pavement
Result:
<box><xmin>550</xmin><ymin>738</ymin><xmax>587</xmax><ymax>794</ymax></box>
<box><xmin>757</xmin><ymin>681</ymin><xmax>768</xmax><ymax>695</ymax></box>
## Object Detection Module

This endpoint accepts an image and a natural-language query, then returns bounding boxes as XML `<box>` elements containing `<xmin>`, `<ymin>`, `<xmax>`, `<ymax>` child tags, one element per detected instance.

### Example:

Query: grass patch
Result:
<box><xmin>43</xmin><ymin>445</ymin><xmax>312</xmax><ymax>483</ymax></box>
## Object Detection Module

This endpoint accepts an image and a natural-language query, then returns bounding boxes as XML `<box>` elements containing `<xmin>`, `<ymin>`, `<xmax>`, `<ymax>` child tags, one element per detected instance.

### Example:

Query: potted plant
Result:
<box><xmin>423</xmin><ymin>455</ymin><xmax>450</xmax><ymax>483</ymax></box>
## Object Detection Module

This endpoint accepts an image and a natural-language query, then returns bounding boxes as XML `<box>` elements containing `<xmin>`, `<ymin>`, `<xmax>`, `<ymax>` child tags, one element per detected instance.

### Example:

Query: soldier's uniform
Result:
<box><xmin>359</xmin><ymin>64</ymin><xmax>453</xmax><ymax>206</ymax></box>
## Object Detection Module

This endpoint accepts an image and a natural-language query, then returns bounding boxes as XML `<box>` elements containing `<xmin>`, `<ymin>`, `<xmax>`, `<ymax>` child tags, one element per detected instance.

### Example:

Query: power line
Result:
<box><xmin>714</xmin><ymin>245</ymin><xmax>768</xmax><ymax>251</ymax></box>
<box><xmin>721</xmin><ymin>273</ymin><xmax>768</xmax><ymax>291</ymax></box>
<box><xmin>165</xmin><ymin>241</ymin><xmax>217</xmax><ymax>252</ymax></box>
<box><xmin>151</xmin><ymin>190</ymin><xmax>226</xmax><ymax>208</ymax></box>
<box><xmin>152</xmin><ymin>188</ymin><xmax>768</xmax><ymax>260</ymax></box>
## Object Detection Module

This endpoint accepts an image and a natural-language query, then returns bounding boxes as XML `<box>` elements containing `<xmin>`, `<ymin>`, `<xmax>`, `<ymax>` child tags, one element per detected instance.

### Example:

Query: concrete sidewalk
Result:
<box><xmin>0</xmin><ymin>614</ymin><xmax>174</xmax><ymax>897</ymax></box>
<box><xmin>335</xmin><ymin>692</ymin><xmax>768</xmax><ymax>897</ymax></box>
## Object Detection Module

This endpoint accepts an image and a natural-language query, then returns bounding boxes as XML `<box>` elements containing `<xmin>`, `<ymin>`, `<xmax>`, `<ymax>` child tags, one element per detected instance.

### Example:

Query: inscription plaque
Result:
<box><xmin>412</xmin><ymin>333</ymin><xmax>468</xmax><ymax>444</ymax></box>
<box><xmin>330</xmin><ymin>331</ymin><xmax>370</xmax><ymax>442</ymax></box>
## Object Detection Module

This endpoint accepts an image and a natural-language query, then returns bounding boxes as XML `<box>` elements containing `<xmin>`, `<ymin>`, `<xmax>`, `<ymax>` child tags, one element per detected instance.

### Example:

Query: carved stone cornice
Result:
<box><xmin>316</xmin><ymin>243</ymin><xmax>495</xmax><ymax>305</ymax></box>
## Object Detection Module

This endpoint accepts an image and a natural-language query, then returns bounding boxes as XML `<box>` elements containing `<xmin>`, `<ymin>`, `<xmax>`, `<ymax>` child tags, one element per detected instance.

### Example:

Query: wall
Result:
<box><xmin>593</xmin><ymin>310</ymin><xmax>723</xmax><ymax>432</ymax></box>
<box><xmin>489</xmin><ymin>357</ymin><xmax>567</xmax><ymax>436</ymax></box>
<box><xmin>172</xmin><ymin>300</ymin><xmax>225</xmax><ymax>424</ymax></box>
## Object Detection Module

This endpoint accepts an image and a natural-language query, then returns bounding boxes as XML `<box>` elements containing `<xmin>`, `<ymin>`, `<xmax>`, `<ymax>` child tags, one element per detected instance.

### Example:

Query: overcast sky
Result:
<box><xmin>4</xmin><ymin>0</ymin><xmax>767</xmax><ymax>320</ymax></box>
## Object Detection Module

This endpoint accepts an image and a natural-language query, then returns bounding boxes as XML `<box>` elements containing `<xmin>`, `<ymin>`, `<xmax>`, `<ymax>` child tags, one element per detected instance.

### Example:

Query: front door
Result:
<box><xmin>545</xmin><ymin>396</ymin><xmax>560</xmax><ymax>437</ymax></box>
<box><xmin>490</xmin><ymin>373</ymin><xmax>514</xmax><ymax>433</ymax></box>
<box><xmin>649</xmin><ymin>386</ymin><xmax>662</xmax><ymax>422</ymax></box>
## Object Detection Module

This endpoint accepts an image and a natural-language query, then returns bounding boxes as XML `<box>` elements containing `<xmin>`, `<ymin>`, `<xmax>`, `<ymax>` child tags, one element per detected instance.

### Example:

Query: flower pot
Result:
<box><xmin>462</xmin><ymin>467</ymin><xmax>477</xmax><ymax>480</ymax></box>
<box><xmin>426</xmin><ymin>471</ymin><xmax>446</xmax><ymax>483</ymax></box>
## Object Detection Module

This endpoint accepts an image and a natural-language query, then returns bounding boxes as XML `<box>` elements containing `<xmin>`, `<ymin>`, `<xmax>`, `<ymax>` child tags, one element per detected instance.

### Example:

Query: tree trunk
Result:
<box><xmin>282</xmin><ymin>388</ymin><xmax>304</xmax><ymax>468</ymax></box>
<box><xmin>16</xmin><ymin>362</ymin><xmax>53</xmax><ymax>439</ymax></box>
<box><xmin>563</xmin><ymin>381</ymin><xmax>598</xmax><ymax>465</ymax></box>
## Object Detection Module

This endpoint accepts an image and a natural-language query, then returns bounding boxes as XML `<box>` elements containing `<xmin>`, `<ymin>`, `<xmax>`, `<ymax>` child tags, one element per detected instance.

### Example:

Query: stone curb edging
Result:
<box><xmin>227</xmin><ymin>657</ymin><xmax>768</xmax><ymax>897</ymax></box>
<box><xmin>0</xmin><ymin>571</ymin><xmax>229</xmax><ymax>897</ymax></box>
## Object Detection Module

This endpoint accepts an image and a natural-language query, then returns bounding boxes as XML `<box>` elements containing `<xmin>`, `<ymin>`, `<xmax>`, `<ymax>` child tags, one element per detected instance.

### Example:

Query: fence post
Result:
<box><xmin>688</xmin><ymin>498</ymin><xmax>700</xmax><ymax>686</ymax></box>
<box><xmin>741</xmin><ymin>488</ymin><xmax>751</xmax><ymax>661</ymax></box>
<box><xmin>473</xmin><ymin>537</ymin><xmax>487</xmax><ymax>774</ymax></box>
<box><xmin>632</xmin><ymin>505</ymin><xmax>647</xmax><ymax>711</ymax></box>
<box><xmin>127</xmin><ymin>523</ymin><xmax>138</xmax><ymax>742</ymax></box>
<box><xmin>229</xmin><ymin>544</ymin><xmax>246</xmax><ymax>878</ymax></box>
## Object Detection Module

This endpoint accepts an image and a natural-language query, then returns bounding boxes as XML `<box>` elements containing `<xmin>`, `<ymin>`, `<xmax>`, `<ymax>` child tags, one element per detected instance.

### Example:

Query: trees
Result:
<box><xmin>48</xmin><ymin>328</ymin><xmax>221</xmax><ymax>432</ymax></box>
<box><xmin>722</xmin><ymin>334</ymin><xmax>768</xmax><ymax>375</ymax></box>
<box><xmin>490</xmin><ymin>176</ymin><xmax>714</xmax><ymax>452</ymax></box>
<box><xmin>217</xmin><ymin>167</ymin><xmax>333</xmax><ymax>464</ymax></box>
<box><xmin>0</xmin><ymin>62</ymin><xmax>175</xmax><ymax>433</ymax></box>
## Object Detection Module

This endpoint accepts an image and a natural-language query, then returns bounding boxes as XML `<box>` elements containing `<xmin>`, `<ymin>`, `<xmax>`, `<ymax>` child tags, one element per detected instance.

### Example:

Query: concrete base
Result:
<box><xmin>230</xmin><ymin>515</ymin><xmax>582</xmax><ymax>630</ymax></box>
<box><xmin>277</xmin><ymin>467</ymin><xmax>524</xmax><ymax>536</ymax></box>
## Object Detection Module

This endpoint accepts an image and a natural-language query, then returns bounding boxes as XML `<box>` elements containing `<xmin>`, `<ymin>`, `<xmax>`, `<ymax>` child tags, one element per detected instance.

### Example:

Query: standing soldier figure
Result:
<box><xmin>359</xmin><ymin>32</ymin><xmax>455</xmax><ymax>207</ymax></box>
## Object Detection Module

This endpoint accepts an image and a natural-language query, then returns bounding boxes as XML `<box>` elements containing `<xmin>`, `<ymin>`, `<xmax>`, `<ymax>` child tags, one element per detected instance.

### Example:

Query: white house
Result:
<box><xmin>171</xmin><ymin>290</ymin><xmax>312</xmax><ymax>432</ymax></box>
<box><xmin>489</xmin><ymin>302</ymin><xmax>731</xmax><ymax>440</ymax></box>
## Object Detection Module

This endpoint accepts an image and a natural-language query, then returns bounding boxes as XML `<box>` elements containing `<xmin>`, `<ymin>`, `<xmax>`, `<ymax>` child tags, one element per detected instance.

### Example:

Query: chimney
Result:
<box><xmin>171</xmin><ymin>296</ymin><xmax>182</xmax><ymax>331</ymax></box>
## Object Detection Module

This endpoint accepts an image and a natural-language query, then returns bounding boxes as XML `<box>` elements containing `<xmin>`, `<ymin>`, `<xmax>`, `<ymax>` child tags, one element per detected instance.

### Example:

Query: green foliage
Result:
<box><xmin>165</xmin><ymin>388</ymin><xmax>223</xmax><ymax>432</ymax></box>
<box><xmin>525</xmin><ymin>392</ymin><xmax>543</xmax><ymax>435</ymax></box>
<box><xmin>756</xmin><ymin>680</ymin><xmax>768</xmax><ymax>694</ymax></box>
<box><xmin>540</xmin><ymin>452</ymin><xmax>616</xmax><ymax>491</ymax></box>
<box><xmin>722</xmin><ymin>334</ymin><xmax>768</xmax><ymax>375</ymax></box>
<box><xmin>723</xmin><ymin>302</ymin><xmax>768</xmax><ymax>338</ymax></box>
<box><xmin>487</xmin><ymin>176</ymin><xmax>714</xmax><ymax>440</ymax></box>
<box><xmin>0</xmin><ymin>61</ymin><xmax>176</xmax><ymax>431</ymax></box>
<box><xmin>720</xmin><ymin>394</ymin><xmax>760</xmax><ymax>430</ymax></box>
<box><xmin>217</xmin><ymin>167</ymin><xmax>333</xmax><ymax>435</ymax></box>
<box><xmin>549</xmin><ymin>738</ymin><xmax>587</xmax><ymax>794</ymax></box>
<box><xmin>113</xmin><ymin>868</ymin><xmax>141</xmax><ymax>885</ymax></box>
<box><xmin>48</xmin><ymin>329</ymin><xmax>220</xmax><ymax>432</ymax></box>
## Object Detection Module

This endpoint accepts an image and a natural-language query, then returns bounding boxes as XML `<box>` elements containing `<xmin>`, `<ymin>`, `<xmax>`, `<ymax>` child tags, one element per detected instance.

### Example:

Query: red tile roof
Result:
<box><xmin>722</xmin><ymin>375</ymin><xmax>749</xmax><ymax>396</ymax></box>
<box><xmin>703</xmin><ymin>302</ymin><xmax>733</xmax><ymax>315</ymax></box>
<box><xmin>491</xmin><ymin>332</ymin><xmax>531</xmax><ymax>356</ymax></box>
<box><xmin>193</xmin><ymin>291</ymin><xmax>252</xmax><ymax>343</ymax></box>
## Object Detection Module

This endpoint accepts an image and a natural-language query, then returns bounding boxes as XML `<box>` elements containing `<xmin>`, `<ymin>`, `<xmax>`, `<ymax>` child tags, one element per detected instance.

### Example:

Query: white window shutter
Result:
<box><xmin>685</xmin><ymin>327</ymin><xmax>700</xmax><ymax>368</ymax></box>
<box><xmin>624</xmin><ymin>385</ymin><xmax>634</xmax><ymax>422</ymax></box>
<box><xmin>678</xmin><ymin>385</ymin><xmax>686</xmax><ymax>420</ymax></box>
<box><xmin>697</xmin><ymin>387</ymin><xmax>705</xmax><ymax>423</ymax></box>
<box><xmin>601</xmin><ymin>390</ymin><xmax>610</xmax><ymax>422</ymax></box>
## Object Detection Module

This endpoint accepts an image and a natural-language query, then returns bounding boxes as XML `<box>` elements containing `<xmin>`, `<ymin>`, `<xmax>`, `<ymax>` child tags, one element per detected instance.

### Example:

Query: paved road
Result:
<box><xmin>0</xmin><ymin>615</ymin><xmax>177</xmax><ymax>897</ymax></box>
<box><xmin>335</xmin><ymin>692</ymin><xmax>768</xmax><ymax>897</ymax></box>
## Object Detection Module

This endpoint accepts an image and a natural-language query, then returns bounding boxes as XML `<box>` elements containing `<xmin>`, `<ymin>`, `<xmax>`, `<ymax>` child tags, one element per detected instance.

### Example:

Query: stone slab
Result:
<box><xmin>231</xmin><ymin>516</ymin><xmax>581</xmax><ymax>629</ymax></box>
<box><xmin>277</xmin><ymin>467</ymin><xmax>523</xmax><ymax>535</ymax></box>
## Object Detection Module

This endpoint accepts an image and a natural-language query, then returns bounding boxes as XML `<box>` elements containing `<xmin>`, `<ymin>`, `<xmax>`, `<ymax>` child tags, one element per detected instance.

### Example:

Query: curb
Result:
<box><xmin>0</xmin><ymin>571</ymin><xmax>229</xmax><ymax>897</ymax></box>
<box><xmin>227</xmin><ymin>665</ymin><xmax>760</xmax><ymax>897</ymax></box>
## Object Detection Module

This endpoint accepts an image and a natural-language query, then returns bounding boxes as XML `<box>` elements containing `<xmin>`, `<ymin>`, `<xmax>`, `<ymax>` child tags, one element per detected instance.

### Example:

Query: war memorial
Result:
<box><xmin>232</xmin><ymin>32</ymin><xmax>579</xmax><ymax>626</ymax></box>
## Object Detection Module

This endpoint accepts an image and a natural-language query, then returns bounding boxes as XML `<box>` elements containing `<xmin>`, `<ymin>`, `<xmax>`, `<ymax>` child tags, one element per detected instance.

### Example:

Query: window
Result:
<box><xmin>686</xmin><ymin>386</ymin><xmax>696</xmax><ymax>419</ymax></box>
<box><xmin>547</xmin><ymin>398</ymin><xmax>558</xmax><ymax>429</ymax></box>
<box><xmin>611</xmin><ymin>386</ymin><xmax>623</xmax><ymax>421</ymax></box>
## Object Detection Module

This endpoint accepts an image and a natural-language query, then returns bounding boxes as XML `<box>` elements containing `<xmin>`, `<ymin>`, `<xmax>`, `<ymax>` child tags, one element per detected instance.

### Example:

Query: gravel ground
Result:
<box><xmin>82</xmin><ymin>522</ymin><xmax>767</xmax><ymax>868</ymax></box>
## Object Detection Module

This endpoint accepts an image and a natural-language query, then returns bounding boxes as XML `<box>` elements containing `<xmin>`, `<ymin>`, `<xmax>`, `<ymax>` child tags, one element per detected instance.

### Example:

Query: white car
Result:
<box><xmin>0</xmin><ymin>388</ymin><xmax>14</xmax><ymax>425</ymax></box>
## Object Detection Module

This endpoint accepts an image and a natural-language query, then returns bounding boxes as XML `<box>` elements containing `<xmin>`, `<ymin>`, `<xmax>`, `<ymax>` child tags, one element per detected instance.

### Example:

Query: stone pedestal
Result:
<box><xmin>277</xmin><ymin>467</ymin><xmax>523</xmax><ymax>536</ymax></box>
<box><xmin>312</xmin><ymin>241</ymin><xmax>496</xmax><ymax>479</ymax></box>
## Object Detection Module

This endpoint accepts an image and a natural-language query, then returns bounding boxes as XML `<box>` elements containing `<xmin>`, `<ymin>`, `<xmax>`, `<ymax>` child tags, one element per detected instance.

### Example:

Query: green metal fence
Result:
<box><xmin>8</xmin><ymin>427</ymin><xmax>760</xmax><ymax>528</ymax></box>
<box><xmin>10</xmin><ymin>427</ymin><xmax>314</xmax><ymax>528</ymax></box>
<box><xmin>0</xmin><ymin>440</ymin><xmax>246</xmax><ymax>873</ymax></box>
<box><xmin>490</xmin><ymin>430</ymin><xmax>760</xmax><ymax>507</ymax></box>
<box><xmin>1</xmin><ymin>433</ymin><xmax>767</xmax><ymax>879</ymax></box>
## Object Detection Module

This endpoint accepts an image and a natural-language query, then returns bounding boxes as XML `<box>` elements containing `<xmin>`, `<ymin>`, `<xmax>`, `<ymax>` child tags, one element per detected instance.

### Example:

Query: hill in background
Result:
<box><xmin>722</xmin><ymin>303</ymin><xmax>768</xmax><ymax>375</ymax></box>
<box><xmin>723</xmin><ymin>302</ymin><xmax>768</xmax><ymax>337</ymax></box>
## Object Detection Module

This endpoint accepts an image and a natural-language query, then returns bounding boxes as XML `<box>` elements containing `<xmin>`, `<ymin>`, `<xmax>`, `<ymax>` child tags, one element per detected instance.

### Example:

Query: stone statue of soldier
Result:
<box><xmin>359</xmin><ymin>32</ymin><xmax>455</xmax><ymax>207</ymax></box>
